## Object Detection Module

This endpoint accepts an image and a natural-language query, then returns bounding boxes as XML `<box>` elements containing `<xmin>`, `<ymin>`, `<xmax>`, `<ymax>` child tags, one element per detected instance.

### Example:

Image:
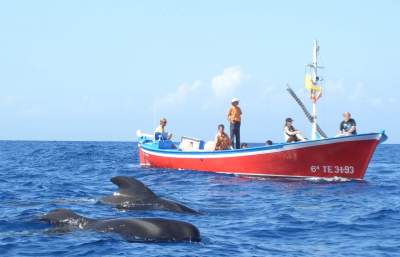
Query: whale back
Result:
<box><xmin>40</xmin><ymin>208</ymin><xmax>94</xmax><ymax>228</ymax></box>
<box><xmin>111</xmin><ymin>176</ymin><xmax>157</xmax><ymax>200</ymax></box>
<box><xmin>93</xmin><ymin>218</ymin><xmax>201</xmax><ymax>242</ymax></box>
<box><xmin>157</xmin><ymin>198</ymin><xmax>200</xmax><ymax>214</ymax></box>
<box><xmin>41</xmin><ymin>209</ymin><xmax>202</xmax><ymax>242</ymax></box>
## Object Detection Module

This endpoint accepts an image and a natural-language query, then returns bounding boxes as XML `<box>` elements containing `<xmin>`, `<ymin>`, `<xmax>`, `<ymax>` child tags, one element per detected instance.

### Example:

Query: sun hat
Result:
<box><xmin>231</xmin><ymin>98</ymin><xmax>239</xmax><ymax>103</ymax></box>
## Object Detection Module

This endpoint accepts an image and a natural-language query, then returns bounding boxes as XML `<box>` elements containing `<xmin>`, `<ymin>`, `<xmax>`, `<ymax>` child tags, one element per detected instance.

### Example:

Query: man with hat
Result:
<box><xmin>227</xmin><ymin>98</ymin><xmax>242</xmax><ymax>149</ymax></box>
<box><xmin>284</xmin><ymin>117</ymin><xmax>306</xmax><ymax>143</ymax></box>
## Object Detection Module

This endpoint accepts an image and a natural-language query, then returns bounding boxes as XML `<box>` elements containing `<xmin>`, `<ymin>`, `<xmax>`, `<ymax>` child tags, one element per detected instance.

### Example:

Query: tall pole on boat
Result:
<box><xmin>307</xmin><ymin>40</ymin><xmax>322</xmax><ymax>140</ymax></box>
<box><xmin>311</xmin><ymin>40</ymin><xmax>318</xmax><ymax>140</ymax></box>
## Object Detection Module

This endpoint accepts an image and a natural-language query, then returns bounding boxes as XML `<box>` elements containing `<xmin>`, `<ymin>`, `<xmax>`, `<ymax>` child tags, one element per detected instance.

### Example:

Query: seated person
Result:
<box><xmin>284</xmin><ymin>118</ymin><xmax>306</xmax><ymax>143</ymax></box>
<box><xmin>337</xmin><ymin>112</ymin><xmax>357</xmax><ymax>136</ymax></box>
<box><xmin>154</xmin><ymin>117</ymin><xmax>173</xmax><ymax>140</ymax></box>
<box><xmin>214</xmin><ymin>124</ymin><xmax>231</xmax><ymax>150</ymax></box>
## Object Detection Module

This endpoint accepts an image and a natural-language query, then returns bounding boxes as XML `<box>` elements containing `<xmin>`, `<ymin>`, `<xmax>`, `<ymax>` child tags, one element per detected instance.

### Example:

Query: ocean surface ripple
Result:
<box><xmin>0</xmin><ymin>141</ymin><xmax>399</xmax><ymax>257</ymax></box>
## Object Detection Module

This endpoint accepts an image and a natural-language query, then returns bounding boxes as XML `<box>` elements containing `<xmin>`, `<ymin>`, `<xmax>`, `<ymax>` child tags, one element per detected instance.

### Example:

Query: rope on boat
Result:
<box><xmin>286</xmin><ymin>86</ymin><xmax>328</xmax><ymax>138</ymax></box>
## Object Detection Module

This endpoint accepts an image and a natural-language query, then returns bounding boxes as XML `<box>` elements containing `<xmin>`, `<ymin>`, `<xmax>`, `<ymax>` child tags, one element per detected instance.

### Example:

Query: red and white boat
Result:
<box><xmin>138</xmin><ymin>132</ymin><xmax>386</xmax><ymax>180</ymax></box>
<box><xmin>138</xmin><ymin>41</ymin><xmax>387</xmax><ymax>180</ymax></box>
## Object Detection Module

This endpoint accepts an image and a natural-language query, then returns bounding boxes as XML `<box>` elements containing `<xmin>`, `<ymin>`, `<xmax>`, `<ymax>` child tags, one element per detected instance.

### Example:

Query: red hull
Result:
<box><xmin>138</xmin><ymin>133</ymin><xmax>384</xmax><ymax>180</ymax></box>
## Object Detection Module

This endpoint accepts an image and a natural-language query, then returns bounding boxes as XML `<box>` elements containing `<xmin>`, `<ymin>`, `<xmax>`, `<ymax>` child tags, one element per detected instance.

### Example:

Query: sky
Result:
<box><xmin>0</xmin><ymin>0</ymin><xmax>399</xmax><ymax>143</ymax></box>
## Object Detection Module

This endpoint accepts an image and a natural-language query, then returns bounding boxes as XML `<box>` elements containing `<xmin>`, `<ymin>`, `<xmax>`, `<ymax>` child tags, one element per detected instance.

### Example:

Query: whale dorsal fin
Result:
<box><xmin>111</xmin><ymin>176</ymin><xmax>157</xmax><ymax>200</ymax></box>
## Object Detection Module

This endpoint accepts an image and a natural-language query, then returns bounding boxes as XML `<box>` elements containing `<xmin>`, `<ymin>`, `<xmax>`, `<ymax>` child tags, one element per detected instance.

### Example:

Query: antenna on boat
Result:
<box><xmin>305</xmin><ymin>40</ymin><xmax>324</xmax><ymax>140</ymax></box>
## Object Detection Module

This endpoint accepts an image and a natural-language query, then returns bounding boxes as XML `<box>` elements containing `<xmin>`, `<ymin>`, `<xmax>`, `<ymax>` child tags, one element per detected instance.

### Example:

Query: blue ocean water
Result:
<box><xmin>0</xmin><ymin>141</ymin><xmax>399</xmax><ymax>257</ymax></box>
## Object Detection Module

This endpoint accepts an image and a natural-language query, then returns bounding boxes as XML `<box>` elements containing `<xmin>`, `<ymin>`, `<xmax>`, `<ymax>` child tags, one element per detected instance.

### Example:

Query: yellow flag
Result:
<box><xmin>304</xmin><ymin>74</ymin><xmax>321</xmax><ymax>92</ymax></box>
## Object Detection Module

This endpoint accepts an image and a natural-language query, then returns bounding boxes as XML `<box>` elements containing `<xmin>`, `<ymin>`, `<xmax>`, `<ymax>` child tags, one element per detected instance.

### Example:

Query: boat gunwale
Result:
<box><xmin>139</xmin><ymin>132</ymin><xmax>384</xmax><ymax>156</ymax></box>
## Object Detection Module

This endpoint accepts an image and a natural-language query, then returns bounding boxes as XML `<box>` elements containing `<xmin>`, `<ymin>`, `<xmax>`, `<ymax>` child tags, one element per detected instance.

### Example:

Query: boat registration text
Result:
<box><xmin>310</xmin><ymin>165</ymin><xmax>355</xmax><ymax>175</ymax></box>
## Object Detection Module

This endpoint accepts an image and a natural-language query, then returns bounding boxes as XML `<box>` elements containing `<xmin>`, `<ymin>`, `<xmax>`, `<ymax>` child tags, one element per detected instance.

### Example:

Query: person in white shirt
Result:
<box><xmin>154</xmin><ymin>118</ymin><xmax>172</xmax><ymax>140</ymax></box>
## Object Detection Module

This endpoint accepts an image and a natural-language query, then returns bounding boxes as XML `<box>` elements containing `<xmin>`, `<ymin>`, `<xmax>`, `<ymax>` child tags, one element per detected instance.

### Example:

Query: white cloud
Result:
<box><xmin>326</xmin><ymin>79</ymin><xmax>345</xmax><ymax>94</ymax></box>
<box><xmin>348</xmin><ymin>82</ymin><xmax>364</xmax><ymax>100</ymax></box>
<box><xmin>155</xmin><ymin>80</ymin><xmax>201</xmax><ymax>108</ymax></box>
<box><xmin>388</xmin><ymin>97</ymin><xmax>397</xmax><ymax>104</ymax></box>
<box><xmin>169</xmin><ymin>80</ymin><xmax>200</xmax><ymax>103</ymax></box>
<box><xmin>152</xmin><ymin>66</ymin><xmax>244</xmax><ymax>118</ymax></box>
<box><xmin>325</xmin><ymin>80</ymin><xmax>385</xmax><ymax>107</ymax></box>
<box><xmin>211</xmin><ymin>66</ymin><xmax>242</xmax><ymax>97</ymax></box>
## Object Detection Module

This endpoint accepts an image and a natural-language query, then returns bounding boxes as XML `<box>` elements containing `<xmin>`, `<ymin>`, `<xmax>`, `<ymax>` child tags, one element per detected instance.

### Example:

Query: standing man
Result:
<box><xmin>338</xmin><ymin>112</ymin><xmax>357</xmax><ymax>136</ymax></box>
<box><xmin>227</xmin><ymin>98</ymin><xmax>242</xmax><ymax>149</ymax></box>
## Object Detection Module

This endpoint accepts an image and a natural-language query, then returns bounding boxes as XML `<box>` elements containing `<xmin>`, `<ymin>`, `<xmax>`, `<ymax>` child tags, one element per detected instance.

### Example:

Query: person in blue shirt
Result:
<box><xmin>338</xmin><ymin>112</ymin><xmax>357</xmax><ymax>136</ymax></box>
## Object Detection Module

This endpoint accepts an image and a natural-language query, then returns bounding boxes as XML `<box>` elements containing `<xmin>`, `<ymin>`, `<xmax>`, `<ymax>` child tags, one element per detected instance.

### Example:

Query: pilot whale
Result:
<box><xmin>99</xmin><ymin>176</ymin><xmax>199</xmax><ymax>214</ymax></box>
<box><xmin>40</xmin><ymin>209</ymin><xmax>201</xmax><ymax>243</ymax></box>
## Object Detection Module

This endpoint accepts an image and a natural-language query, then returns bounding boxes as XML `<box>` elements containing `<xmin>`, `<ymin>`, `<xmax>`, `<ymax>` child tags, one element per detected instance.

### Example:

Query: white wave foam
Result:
<box><xmin>53</xmin><ymin>197</ymin><xmax>97</xmax><ymax>204</ymax></box>
<box><xmin>305</xmin><ymin>176</ymin><xmax>351</xmax><ymax>182</ymax></box>
<box><xmin>126</xmin><ymin>163</ymin><xmax>141</xmax><ymax>169</ymax></box>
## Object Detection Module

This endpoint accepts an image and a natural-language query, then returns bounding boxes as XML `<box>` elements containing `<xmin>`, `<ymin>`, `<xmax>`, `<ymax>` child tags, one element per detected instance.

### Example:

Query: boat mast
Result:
<box><xmin>308</xmin><ymin>40</ymin><xmax>322</xmax><ymax>140</ymax></box>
